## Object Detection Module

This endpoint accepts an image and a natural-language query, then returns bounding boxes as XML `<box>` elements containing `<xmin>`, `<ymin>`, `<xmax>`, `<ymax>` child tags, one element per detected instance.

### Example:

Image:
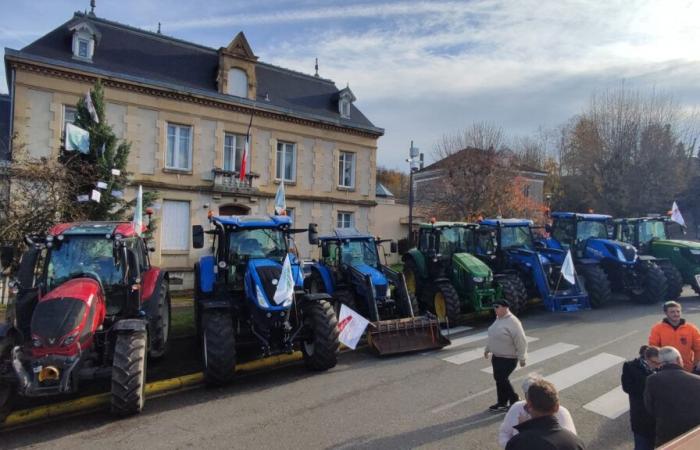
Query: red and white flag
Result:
<box><xmin>337</xmin><ymin>304</ymin><xmax>369</xmax><ymax>350</ymax></box>
<box><xmin>239</xmin><ymin>134</ymin><xmax>249</xmax><ymax>181</ymax></box>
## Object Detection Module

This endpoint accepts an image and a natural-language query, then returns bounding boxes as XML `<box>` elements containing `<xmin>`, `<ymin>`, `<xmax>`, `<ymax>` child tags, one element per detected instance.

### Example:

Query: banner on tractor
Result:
<box><xmin>671</xmin><ymin>201</ymin><xmax>686</xmax><ymax>227</ymax></box>
<box><xmin>273</xmin><ymin>254</ymin><xmax>294</xmax><ymax>306</ymax></box>
<box><xmin>562</xmin><ymin>250</ymin><xmax>576</xmax><ymax>285</ymax></box>
<box><xmin>338</xmin><ymin>304</ymin><xmax>369</xmax><ymax>350</ymax></box>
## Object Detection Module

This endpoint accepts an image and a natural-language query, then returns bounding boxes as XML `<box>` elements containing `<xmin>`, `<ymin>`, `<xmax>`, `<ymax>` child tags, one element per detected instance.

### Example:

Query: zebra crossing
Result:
<box><xmin>433</xmin><ymin>327</ymin><xmax>632</xmax><ymax>421</ymax></box>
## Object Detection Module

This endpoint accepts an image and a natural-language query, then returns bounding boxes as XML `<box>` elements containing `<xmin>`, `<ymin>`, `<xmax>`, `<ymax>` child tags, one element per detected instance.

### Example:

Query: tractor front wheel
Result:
<box><xmin>149</xmin><ymin>281</ymin><xmax>171</xmax><ymax>359</ymax></box>
<box><xmin>301</xmin><ymin>300</ymin><xmax>339</xmax><ymax>371</ymax></box>
<box><xmin>659</xmin><ymin>263</ymin><xmax>683</xmax><ymax>300</ymax></box>
<box><xmin>497</xmin><ymin>275</ymin><xmax>528</xmax><ymax>315</ymax></box>
<box><xmin>580</xmin><ymin>265</ymin><xmax>612</xmax><ymax>308</ymax></box>
<box><xmin>111</xmin><ymin>330</ymin><xmax>147</xmax><ymax>416</ymax></box>
<box><xmin>429</xmin><ymin>282</ymin><xmax>461</xmax><ymax>325</ymax></box>
<box><xmin>631</xmin><ymin>263</ymin><xmax>666</xmax><ymax>304</ymax></box>
<box><xmin>202</xmin><ymin>310</ymin><xmax>236</xmax><ymax>386</ymax></box>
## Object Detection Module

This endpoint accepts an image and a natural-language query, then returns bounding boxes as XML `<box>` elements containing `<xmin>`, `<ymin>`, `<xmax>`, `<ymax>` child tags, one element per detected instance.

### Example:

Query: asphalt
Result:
<box><xmin>2</xmin><ymin>289</ymin><xmax>700</xmax><ymax>449</ymax></box>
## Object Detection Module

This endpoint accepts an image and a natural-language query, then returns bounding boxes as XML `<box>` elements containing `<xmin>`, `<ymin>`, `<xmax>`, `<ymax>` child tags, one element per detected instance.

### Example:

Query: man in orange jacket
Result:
<box><xmin>649</xmin><ymin>301</ymin><xmax>700</xmax><ymax>373</ymax></box>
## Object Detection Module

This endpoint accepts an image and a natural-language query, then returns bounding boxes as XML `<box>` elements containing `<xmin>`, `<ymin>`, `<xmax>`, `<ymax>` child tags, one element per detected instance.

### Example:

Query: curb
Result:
<box><xmin>1</xmin><ymin>351</ymin><xmax>303</xmax><ymax>430</ymax></box>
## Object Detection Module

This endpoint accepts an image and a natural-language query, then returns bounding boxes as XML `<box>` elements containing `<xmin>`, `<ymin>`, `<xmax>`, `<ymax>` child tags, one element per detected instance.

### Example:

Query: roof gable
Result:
<box><xmin>222</xmin><ymin>32</ymin><xmax>257</xmax><ymax>61</ymax></box>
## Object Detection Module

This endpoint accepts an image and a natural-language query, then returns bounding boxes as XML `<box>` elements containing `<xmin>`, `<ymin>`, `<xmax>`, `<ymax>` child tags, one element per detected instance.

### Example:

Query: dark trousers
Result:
<box><xmin>492</xmin><ymin>356</ymin><xmax>518</xmax><ymax>405</ymax></box>
<box><xmin>633</xmin><ymin>433</ymin><xmax>654</xmax><ymax>450</ymax></box>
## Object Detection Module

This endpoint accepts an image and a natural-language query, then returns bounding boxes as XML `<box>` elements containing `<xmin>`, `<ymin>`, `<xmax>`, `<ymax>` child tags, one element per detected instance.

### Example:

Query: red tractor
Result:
<box><xmin>0</xmin><ymin>221</ymin><xmax>170</xmax><ymax>420</ymax></box>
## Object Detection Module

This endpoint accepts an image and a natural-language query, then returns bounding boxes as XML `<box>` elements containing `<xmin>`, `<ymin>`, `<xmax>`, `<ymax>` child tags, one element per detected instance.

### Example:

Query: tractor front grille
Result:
<box><xmin>255</xmin><ymin>266</ymin><xmax>283</xmax><ymax>303</ymax></box>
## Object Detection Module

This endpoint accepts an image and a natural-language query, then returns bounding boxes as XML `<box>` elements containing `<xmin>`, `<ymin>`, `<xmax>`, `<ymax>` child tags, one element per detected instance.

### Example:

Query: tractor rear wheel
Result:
<box><xmin>202</xmin><ymin>310</ymin><xmax>236</xmax><ymax>386</ymax></box>
<box><xmin>301</xmin><ymin>300</ymin><xmax>339</xmax><ymax>371</ymax></box>
<box><xmin>403</xmin><ymin>259</ymin><xmax>420</xmax><ymax>300</ymax></box>
<box><xmin>497</xmin><ymin>275</ymin><xmax>528</xmax><ymax>314</ymax></box>
<box><xmin>0</xmin><ymin>338</ymin><xmax>16</xmax><ymax>422</ymax></box>
<box><xmin>149</xmin><ymin>281</ymin><xmax>171</xmax><ymax>359</ymax></box>
<box><xmin>580</xmin><ymin>265</ymin><xmax>612</xmax><ymax>308</ymax></box>
<box><xmin>111</xmin><ymin>330</ymin><xmax>147</xmax><ymax>416</ymax></box>
<box><xmin>659</xmin><ymin>262</ymin><xmax>683</xmax><ymax>300</ymax></box>
<box><xmin>631</xmin><ymin>263</ymin><xmax>666</xmax><ymax>304</ymax></box>
<box><xmin>332</xmin><ymin>289</ymin><xmax>360</xmax><ymax>317</ymax></box>
<box><xmin>429</xmin><ymin>282</ymin><xmax>461</xmax><ymax>325</ymax></box>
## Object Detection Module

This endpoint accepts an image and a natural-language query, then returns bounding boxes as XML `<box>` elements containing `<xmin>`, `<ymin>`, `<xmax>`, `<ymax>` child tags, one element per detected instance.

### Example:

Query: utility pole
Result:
<box><xmin>407</xmin><ymin>141</ymin><xmax>422</xmax><ymax>247</ymax></box>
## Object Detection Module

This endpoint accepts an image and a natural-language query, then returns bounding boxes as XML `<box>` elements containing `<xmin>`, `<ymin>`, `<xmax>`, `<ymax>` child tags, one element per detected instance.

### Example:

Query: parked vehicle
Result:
<box><xmin>473</xmin><ymin>218</ymin><xmax>590</xmax><ymax>312</ymax></box>
<box><xmin>307</xmin><ymin>229</ymin><xmax>449</xmax><ymax>355</ymax></box>
<box><xmin>542</xmin><ymin>212</ymin><xmax>666</xmax><ymax>307</ymax></box>
<box><xmin>402</xmin><ymin>221</ymin><xmax>505</xmax><ymax>325</ymax></box>
<box><xmin>614</xmin><ymin>216</ymin><xmax>695</xmax><ymax>299</ymax></box>
<box><xmin>0</xmin><ymin>219</ymin><xmax>170</xmax><ymax>420</ymax></box>
<box><xmin>192</xmin><ymin>215</ymin><xmax>339</xmax><ymax>386</ymax></box>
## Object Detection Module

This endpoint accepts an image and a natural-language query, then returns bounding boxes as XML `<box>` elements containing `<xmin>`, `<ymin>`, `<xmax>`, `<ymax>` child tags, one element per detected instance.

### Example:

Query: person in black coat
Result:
<box><xmin>505</xmin><ymin>379</ymin><xmax>585</xmax><ymax>450</ymax></box>
<box><xmin>621</xmin><ymin>345</ymin><xmax>660</xmax><ymax>450</ymax></box>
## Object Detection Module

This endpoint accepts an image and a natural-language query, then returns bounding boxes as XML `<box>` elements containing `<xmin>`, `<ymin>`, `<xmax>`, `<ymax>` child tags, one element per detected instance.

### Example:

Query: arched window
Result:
<box><xmin>227</xmin><ymin>68</ymin><xmax>248</xmax><ymax>97</ymax></box>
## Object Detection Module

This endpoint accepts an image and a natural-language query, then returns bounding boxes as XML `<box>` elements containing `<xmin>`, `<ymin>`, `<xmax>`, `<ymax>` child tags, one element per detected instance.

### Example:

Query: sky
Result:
<box><xmin>1</xmin><ymin>0</ymin><xmax>699</xmax><ymax>170</ymax></box>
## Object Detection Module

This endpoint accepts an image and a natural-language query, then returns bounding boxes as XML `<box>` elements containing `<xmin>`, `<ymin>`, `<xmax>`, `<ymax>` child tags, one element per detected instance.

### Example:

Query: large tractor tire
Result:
<box><xmin>149</xmin><ymin>280</ymin><xmax>171</xmax><ymax>359</ymax></box>
<box><xmin>497</xmin><ymin>275</ymin><xmax>528</xmax><ymax>315</ymax></box>
<box><xmin>0</xmin><ymin>337</ymin><xmax>16</xmax><ymax>422</ymax></box>
<box><xmin>402</xmin><ymin>259</ymin><xmax>420</xmax><ymax>301</ymax></box>
<box><xmin>428</xmin><ymin>281</ymin><xmax>461</xmax><ymax>325</ymax></box>
<box><xmin>202</xmin><ymin>310</ymin><xmax>236</xmax><ymax>386</ymax></box>
<box><xmin>659</xmin><ymin>262</ymin><xmax>683</xmax><ymax>300</ymax></box>
<box><xmin>332</xmin><ymin>289</ymin><xmax>360</xmax><ymax>318</ymax></box>
<box><xmin>631</xmin><ymin>263</ymin><xmax>666</xmax><ymax>304</ymax></box>
<box><xmin>301</xmin><ymin>300</ymin><xmax>339</xmax><ymax>371</ymax></box>
<box><xmin>580</xmin><ymin>265</ymin><xmax>612</xmax><ymax>308</ymax></box>
<box><xmin>111</xmin><ymin>330</ymin><xmax>147</xmax><ymax>416</ymax></box>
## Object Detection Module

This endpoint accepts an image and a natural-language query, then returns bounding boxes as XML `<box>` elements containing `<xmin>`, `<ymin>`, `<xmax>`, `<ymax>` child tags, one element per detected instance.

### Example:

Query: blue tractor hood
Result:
<box><xmin>244</xmin><ymin>256</ymin><xmax>304</xmax><ymax>311</ymax></box>
<box><xmin>585</xmin><ymin>238</ymin><xmax>637</xmax><ymax>264</ymax></box>
<box><xmin>351</xmin><ymin>263</ymin><xmax>388</xmax><ymax>289</ymax></box>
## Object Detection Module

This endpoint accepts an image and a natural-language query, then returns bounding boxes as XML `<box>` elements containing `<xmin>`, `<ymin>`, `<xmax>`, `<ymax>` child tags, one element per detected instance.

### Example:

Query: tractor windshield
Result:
<box><xmin>46</xmin><ymin>237</ymin><xmax>122</xmax><ymax>292</ymax></box>
<box><xmin>228</xmin><ymin>228</ymin><xmax>287</xmax><ymax>262</ymax></box>
<box><xmin>639</xmin><ymin>221</ymin><xmax>667</xmax><ymax>242</ymax></box>
<box><xmin>438</xmin><ymin>227</ymin><xmax>471</xmax><ymax>255</ymax></box>
<box><xmin>340</xmin><ymin>239</ymin><xmax>379</xmax><ymax>267</ymax></box>
<box><xmin>577</xmin><ymin>221</ymin><xmax>609</xmax><ymax>241</ymax></box>
<box><xmin>500</xmin><ymin>226</ymin><xmax>533</xmax><ymax>250</ymax></box>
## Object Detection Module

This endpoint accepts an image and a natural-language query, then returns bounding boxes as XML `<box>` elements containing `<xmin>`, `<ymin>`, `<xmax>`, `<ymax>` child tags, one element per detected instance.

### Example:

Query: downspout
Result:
<box><xmin>8</xmin><ymin>67</ymin><xmax>15</xmax><ymax>157</ymax></box>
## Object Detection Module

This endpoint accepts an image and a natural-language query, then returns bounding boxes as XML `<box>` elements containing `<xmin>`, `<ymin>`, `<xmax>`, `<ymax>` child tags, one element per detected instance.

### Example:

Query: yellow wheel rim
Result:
<box><xmin>434</xmin><ymin>292</ymin><xmax>447</xmax><ymax>321</ymax></box>
<box><xmin>405</xmin><ymin>270</ymin><xmax>416</xmax><ymax>295</ymax></box>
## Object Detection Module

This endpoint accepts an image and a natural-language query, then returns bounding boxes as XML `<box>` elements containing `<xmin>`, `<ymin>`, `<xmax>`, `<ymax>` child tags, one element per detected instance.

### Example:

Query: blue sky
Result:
<box><xmin>2</xmin><ymin>0</ymin><xmax>699</xmax><ymax>169</ymax></box>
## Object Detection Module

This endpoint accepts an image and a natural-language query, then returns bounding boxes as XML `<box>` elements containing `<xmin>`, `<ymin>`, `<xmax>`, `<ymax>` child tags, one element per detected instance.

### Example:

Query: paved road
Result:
<box><xmin>3</xmin><ymin>289</ymin><xmax>700</xmax><ymax>450</ymax></box>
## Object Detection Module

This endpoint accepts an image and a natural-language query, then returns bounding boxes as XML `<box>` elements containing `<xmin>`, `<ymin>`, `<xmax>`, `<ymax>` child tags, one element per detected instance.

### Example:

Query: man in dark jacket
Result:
<box><xmin>505</xmin><ymin>379</ymin><xmax>585</xmax><ymax>450</ymax></box>
<box><xmin>644</xmin><ymin>346</ymin><xmax>700</xmax><ymax>447</ymax></box>
<box><xmin>621</xmin><ymin>345</ymin><xmax>660</xmax><ymax>450</ymax></box>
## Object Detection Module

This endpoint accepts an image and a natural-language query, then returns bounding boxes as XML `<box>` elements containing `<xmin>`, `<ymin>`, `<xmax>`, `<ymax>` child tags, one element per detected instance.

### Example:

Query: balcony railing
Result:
<box><xmin>212</xmin><ymin>168</ymin><xmax>260</xmax><ymax>193</ymax></box>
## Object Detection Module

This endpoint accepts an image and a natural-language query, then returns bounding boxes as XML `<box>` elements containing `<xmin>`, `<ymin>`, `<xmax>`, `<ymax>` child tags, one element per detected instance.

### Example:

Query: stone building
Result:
<box><xmin>3</xmin><ymin>11</ymin><xmax>383</xmax><ymax>288</ymax></box>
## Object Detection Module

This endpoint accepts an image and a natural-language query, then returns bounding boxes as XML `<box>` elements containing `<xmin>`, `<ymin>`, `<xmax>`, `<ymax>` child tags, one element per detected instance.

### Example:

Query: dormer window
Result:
<box><xmin>340</xmin><ymin>100</ymin><xmax>351</xmax><ymax>118</ymax></box>
<box><xmin>337</xmin><ymin>86</ymin><xmax>356</xmax><ymax>119</ymax></box>
<box><xmin>227</xmin><ymin>68</ymin><xmax>248</xmax><ymax>97</ymax></box>
<box><xmin>69</xmin><ymin>21</ymin><xmax>100</xmax><ymax>62</ymax></box>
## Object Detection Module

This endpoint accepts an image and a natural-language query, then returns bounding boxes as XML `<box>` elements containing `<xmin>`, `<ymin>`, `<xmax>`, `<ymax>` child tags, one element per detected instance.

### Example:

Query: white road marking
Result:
<box><xmin>577</xmin><ymin>330</ymin><xmax>639</xmax><ymax>356</ymax></box>
<box><xmin>431</xmin><ymin>373</ymin><xmax>532</xmax><ymax>414</ymax></box>
<box><xmin>545</xmin><ymin>353</ymin><xmax>625</xmax><ymax>391</ymax></box>
<box><xmin>440</xmin><ymin>325</ymin><xmax>473</xmax><ymax>336</ymax></box>
<box><xmin>583</xmin><ymin>386</ymin><xmax>629</xmax><ymax>419</ymax></box>
<box><xmin>481</xmin><ymin>343</ymin><xmax>579</xmax><ymax>374</ymax></box>
<box><xmin>444</xmin><ymin>337</ymin><xmax>539</xmax><ymax>365</ymax></box>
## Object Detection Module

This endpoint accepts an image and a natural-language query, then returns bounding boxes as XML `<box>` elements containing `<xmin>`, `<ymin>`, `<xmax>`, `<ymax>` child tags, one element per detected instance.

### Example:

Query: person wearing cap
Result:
<box><xmin>485</xmin><ymin>298</ymin><xmax>528</xmax><ymax>412</ymax></box>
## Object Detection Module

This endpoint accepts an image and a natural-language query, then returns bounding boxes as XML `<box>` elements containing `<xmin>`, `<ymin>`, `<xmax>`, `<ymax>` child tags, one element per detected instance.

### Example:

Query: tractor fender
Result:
<box><xmin>198</xmin><ymin>255</ymin><xmax>216</xmax><ymax>294</ymax></box>
<box><xmin>112</xmin><ymin>318</ymin><xmax>148</xmax><ymax>333</ymax></box>
<box><xmin>403</xmin><ymin>249</ymin><xmax>427</xmax><ymax>279</ymax></box>
<box><xmin>140</xmin><ymin>269</ymin><xmax>169</xmax><ymax>320</ymax></box>
<box><xmin>309</xmin><ymin>264</ymin><xmax>334</xmax><ymax>294</ymax></box>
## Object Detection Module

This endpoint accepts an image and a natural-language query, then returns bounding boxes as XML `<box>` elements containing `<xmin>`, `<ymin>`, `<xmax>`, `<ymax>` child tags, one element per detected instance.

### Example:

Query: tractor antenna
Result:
<box><xmin>157</xmin><ymin>22</ymin><xmax>162</xmax><ymax>34</ymax></box>
<box><xmin>314</xmin><ymin>58</ymin><xmax>319</xmax><ymax>77</ymax></box>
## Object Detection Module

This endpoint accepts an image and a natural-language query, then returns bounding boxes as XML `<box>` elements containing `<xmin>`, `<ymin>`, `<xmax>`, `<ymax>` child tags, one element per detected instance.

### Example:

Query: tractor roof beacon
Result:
<box><xmin>307</xmin><ymin>228</ymin><xmax>449</xmax><ymax>355</ymax></box>
<box><xmin>0</xmin><ymin>217</ymin><xmax>171</xmax><ymax>420</ymax></box>
<box><xmin>192</xmin><ymin>215</ymin><xmax>340</xmax><ymax>386</ymax></box>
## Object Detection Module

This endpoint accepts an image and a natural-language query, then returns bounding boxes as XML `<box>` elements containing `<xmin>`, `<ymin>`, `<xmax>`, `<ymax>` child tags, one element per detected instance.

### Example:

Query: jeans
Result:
<box><xmin>633</xmin><ymin>433</ymin><xmax>654</xmax><ymax>450</ymax></box>
<box><xmin>492</xmin><ymin>356</ymin><xmax>519</xmax><ymax>405</ymax></box>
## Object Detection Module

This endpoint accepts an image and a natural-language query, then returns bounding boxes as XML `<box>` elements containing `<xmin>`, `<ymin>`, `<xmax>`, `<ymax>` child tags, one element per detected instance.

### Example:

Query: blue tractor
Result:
<box><xmin>542</xmin><ymin>212</ymin><xmax>667</xmax><ymax>307</ymax></box>
<box><xmin>473</xmin><ymin>219</ymin><xmax>590</xmax><ymax>312</ymax></box>
<box><xmin>307</xmin><ymin>229</ymin><xmax>449</xmax><ymax>355</ymax></box>
<box><xmin>192</xmin><ymin>215</ymin><xmax>340</xmax><ymax>385</ymax></box>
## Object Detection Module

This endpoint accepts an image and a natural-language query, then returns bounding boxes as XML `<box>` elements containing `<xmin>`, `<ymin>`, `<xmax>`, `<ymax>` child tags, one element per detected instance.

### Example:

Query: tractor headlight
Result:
<box><xmin>31</xmin><ymin>336</ymin><xmax>42</xmax><ymax>348</ymax></box>
<box><xmin>61</xmin><ymin>332</ymin><xmax>79</xmax><ymax>347</ymax></box>
<box><xmin>255</xmin><ymin>286</ymin><xmax>268</xmax><ymax>308</ymax></box>
<box><xmin>386</xmin><ymin>287</ymin><xmax>391</xmax><ymax>298</ymax></box>
<box><xmin>473</xmin><ymin>276</ymin><xmax>484</xmax><ymax>283</ymax></box>
<box><xmin>690</xmin><ymin>249</ymin><xmax>700</xmax><ymax>256</ymax></box>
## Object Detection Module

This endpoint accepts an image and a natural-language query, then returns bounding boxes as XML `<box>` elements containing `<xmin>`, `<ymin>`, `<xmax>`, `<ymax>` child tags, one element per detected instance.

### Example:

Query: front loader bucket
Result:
<box><xmin>367</xmin><ymin>316</ymin><xmax>450</xmax><ymax>355</ymax></box>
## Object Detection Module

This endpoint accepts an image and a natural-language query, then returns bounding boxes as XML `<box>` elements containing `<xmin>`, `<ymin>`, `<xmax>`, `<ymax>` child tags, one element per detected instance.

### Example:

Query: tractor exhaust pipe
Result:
<box><xmin>11</xmin><ymin>346</ymin><xmax>30</xmax><ymax>392</ymax></box>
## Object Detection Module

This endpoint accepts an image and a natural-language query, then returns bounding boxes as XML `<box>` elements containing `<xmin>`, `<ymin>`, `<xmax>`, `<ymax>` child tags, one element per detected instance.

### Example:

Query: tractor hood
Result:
<box><xmin>586</xmin><ymin>238</ymin><xmax>637</xmax><ymax>263</ymax></box>
<box><xmin>41</xmin><ymin>277</ymin><xmax>104</xmax><ymax>304</ymax></box>
<box><xmin>244</xmin><ymin>257</ymin><xmax>304</xmax><ymax>310</ymax></box>
<box><xmin>453</xmin><ymin>252</ymin><xmax>492</xmax><ymax>279</ymax></box>
<box><xmin>652</xmin><ymin>239</ymin><xmax>700</xmax><ymax>250</ymax></box>
<box><xmin>351</xmin><ymin>263</ymin><xmax>387</xmax><ymax>289</ymax></box>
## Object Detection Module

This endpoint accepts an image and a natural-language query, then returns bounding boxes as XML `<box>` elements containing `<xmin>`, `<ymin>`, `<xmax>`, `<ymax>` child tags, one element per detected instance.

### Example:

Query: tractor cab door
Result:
<box><xmin>12</xmin><ymin>246</ymin><xmax>46</xmax><ymax>340</ymax></box>
<box><xmin>551</xmin><ymin>218</ymin><xmax>576</xmax><ymax>250</ymax></box>
<box><xmin>474</xmin><ymin>228</ymin><xmax>498</xmax><ymax>266</ymax></box>
<box><xmin>106</xmin><ymin>239</ymin><xmax>143</xmax><ymax>317</ymax></box>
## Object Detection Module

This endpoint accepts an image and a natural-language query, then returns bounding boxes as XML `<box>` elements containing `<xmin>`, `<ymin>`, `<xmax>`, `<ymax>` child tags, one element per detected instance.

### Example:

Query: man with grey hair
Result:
<box><xmin>644</xmin><ymin>346</ymin><xmax>700</xmax><ymax>446</ymax></box>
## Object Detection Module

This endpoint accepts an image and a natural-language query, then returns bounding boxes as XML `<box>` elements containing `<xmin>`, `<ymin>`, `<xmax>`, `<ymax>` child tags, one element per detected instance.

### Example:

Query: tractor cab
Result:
<box><xmin>546</xmin><ymin>213</ymin><xmax>615</xmax><ymax>258</ymax></box>
<box><xmin>615</xmin><ymin>217</ymin><xmax>668</xmax><ymax>253</ymax></box>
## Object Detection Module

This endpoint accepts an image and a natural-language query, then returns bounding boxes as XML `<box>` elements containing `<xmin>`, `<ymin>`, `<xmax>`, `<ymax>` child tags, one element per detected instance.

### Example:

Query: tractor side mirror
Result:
<box><xmin>0</xmin><ymin>245</ymin><xmax>14</xmax><ymax>271</ymax></box>
<box><xmin>308</xmin><ymin>223</ymin><xmax>319</xmax><ymax>245</ymax></box>
<box><xmin>390</xmin><ymin>241</ymin><xmax>398</xmax><ymax>253</ymax></box>
<box><xmin>192</xmin><ymin>225</ymin><xmax>204</xmax><ymax>249</ymax></box>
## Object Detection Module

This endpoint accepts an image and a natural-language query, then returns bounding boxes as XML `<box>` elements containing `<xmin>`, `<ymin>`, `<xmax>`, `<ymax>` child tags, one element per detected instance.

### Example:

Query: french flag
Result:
<box><xmin>239</xmin><ymin>134</ymin><xmax>249</xmax><ymax>181</ymax></box>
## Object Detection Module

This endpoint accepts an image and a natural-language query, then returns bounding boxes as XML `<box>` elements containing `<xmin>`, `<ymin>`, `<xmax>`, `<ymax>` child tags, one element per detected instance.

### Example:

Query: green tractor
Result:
<box><xmin>402</xmin><ymin>222</ymin><xmax>523</xmax><ymax>325</ymax></box>
<box><xmin>614</xmin><ymin>217</ymin><xmax>699</xmax><ymax>298</ymax></box>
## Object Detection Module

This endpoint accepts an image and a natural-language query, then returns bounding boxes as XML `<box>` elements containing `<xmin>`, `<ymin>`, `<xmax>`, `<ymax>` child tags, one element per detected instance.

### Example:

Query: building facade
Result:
<box><xmin>4</xmin><ymin>12</ymin><xmax>383</xmax><ymax>289</ymax></box>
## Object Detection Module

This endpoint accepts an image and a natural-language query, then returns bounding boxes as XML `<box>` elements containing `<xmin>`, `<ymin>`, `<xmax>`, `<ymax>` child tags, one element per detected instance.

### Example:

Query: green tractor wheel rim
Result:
<box><xmin>434</xmin><ymin>292</ymin><xmax>447</xmax><ymax>321</ymax></box>
<box><xmin>405</xmin><ymin>269</ymin><xmax>416</xmax><ymax>295</ymax></box>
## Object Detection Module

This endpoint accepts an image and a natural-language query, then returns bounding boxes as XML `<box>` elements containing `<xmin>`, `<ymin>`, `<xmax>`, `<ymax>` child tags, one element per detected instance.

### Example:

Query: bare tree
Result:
<box><xmin>433</xmin><ymin>121</ymin><xmax>506</xmax><ymax>159</ymax></box>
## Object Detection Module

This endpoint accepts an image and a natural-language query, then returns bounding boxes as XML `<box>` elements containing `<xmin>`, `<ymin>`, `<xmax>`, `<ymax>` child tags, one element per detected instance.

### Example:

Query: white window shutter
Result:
<box><xmin>228</xmin><ymin>69</ymin><xmax>248</xmax><ymax>97</ymax></box>
<box><xmin>162</xmin><ymin>200</ymin><xmax>190</xmax><ymax>250</ymax></box>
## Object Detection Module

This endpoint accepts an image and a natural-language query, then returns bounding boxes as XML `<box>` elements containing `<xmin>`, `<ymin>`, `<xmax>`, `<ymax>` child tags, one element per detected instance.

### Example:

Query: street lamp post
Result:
<box><xmin>407</xmin><ymin>141</ymin><xmax>422</xmax><ymax>247</ymax></box>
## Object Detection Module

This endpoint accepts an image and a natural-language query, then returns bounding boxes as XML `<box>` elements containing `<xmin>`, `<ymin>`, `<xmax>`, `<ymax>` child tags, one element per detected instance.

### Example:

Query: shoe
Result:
<box><xmin>488</xmin><ymin>403</ymin><xmax>508</xmax><ymax>412</ymax></box>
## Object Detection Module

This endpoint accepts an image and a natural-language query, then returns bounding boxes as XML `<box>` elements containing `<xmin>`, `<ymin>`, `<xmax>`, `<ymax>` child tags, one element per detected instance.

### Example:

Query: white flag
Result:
<box><xmin>273</xmin><ymin>254</ymin><xmax>295</xmax><ymax>306</ymax></box>
<box><xmin>337</xmin><ymin>304</ymin><xmax>370</xmax><ymax>350</ymax></box>
<box><xmin>111</xmin><ymin>168</ymin><xmax>121</xmax><ymax>176</ymax></box>
<box><xmin>132</xmin><ymin>185</ymin><xmax>143</xmax><ymax>236</ymax></box>
<box><xmin>671</xmin><ymin>201</ymin><xmax>686</xmax><ymax>227</ymax></box>
<box><xmin>65</xmin><ymin>123</ymin><xmax>90</xmax><ymax>154</ymax></box>
<box><xmin>90</xmin><ymin>189</ymin><xmax>101</xmax><ymax>203</ymax></box>
<box><xmin>85</xmin><ymin>91</ymin><xmax>99</xmax><ymax>123</ymax></box>
<box><xmin>274</xmin><ymin>181</ymin><xmax>286</xmax><ymax>215</ymax></box>
<box><xmin>562</xmin><ymin>249</ymin><xmax>576</xmax><ymax>285</ymax></box>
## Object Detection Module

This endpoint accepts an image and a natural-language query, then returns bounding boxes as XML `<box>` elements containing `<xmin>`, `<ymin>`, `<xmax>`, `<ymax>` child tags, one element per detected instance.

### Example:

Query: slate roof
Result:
<box><xmin>0</xmin><ymin>94</ymin><xmax>10</xmax><ymax>160</ymax></box>
<box><xmin>419</xmin><ymin>147</ymin><xmax>547</xmax><ymax>176</ymax></box>
<box><xmin>375</xmin><ymin>183</ymin><xmax>394</xmax><ymax>198</ymax></box>
<box><xmin>6</xmin><ymin>12</ymin><xmax>382</xmax><ymax>136</ymax></box>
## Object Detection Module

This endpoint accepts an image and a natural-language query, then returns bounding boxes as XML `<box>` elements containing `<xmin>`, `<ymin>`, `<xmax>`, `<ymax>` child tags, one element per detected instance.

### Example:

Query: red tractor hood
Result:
<box><xmin>42</xmin><ymin>277</ymin><xmax>104</xmax><ymax>303</ymax></box>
